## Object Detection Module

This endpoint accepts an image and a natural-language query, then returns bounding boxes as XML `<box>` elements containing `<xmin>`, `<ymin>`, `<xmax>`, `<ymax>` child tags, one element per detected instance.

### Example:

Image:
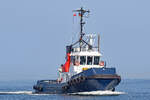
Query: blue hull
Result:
<box><xmin>33</xmin><ymin>68</ymin><xmax>121</xmax><ymax>94</ymax></box>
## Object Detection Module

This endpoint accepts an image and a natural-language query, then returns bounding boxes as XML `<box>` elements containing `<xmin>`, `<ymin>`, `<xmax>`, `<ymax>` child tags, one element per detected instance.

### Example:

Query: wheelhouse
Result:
<box><xmin>69</xmin><ymin>51</ymin><xmax>103</xmax><ymax>74</ymax></box>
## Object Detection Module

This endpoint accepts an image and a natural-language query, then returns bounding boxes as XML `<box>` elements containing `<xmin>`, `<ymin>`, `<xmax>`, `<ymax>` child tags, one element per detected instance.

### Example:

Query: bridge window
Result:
<box><xmin>76</xmin><ymin>56</ymin><xmax>79</xmax><ymax>62</ymax></box>
<box><xmin>87</xmin><ymin>56</ymin><xmax>93</xmax><ymax>65</ymax></box>
<box><xmin>94</xmin><ymin>56</ymin><xmax>100</xmax><ymax>65</ymax></box>
<box><xmin>71</xmin><ymin>56</ymin><xmax>75</xmax><ymax>65</ymax></box>
<box><xmin>80</xmin><ymin>56</ymin><xmax>86</xmax><ymax>65</ymax></box>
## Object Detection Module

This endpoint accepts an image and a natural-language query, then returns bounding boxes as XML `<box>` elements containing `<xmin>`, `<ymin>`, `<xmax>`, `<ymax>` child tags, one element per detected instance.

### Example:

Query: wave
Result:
<box><xmin>0</xmin><ymin>91</ymin><xmax>33</xmax><ymax>95</ymax></box>
<box><xmin>0</xmin><ymin>91</ymin><xmax>53</xmax><ymax>95</ymax></box>
<box><xmin>0</xmin><ymin>90</ymin><xmax>125</xmax><ymax>96</ymax></box>
<box><xmin>69</xmin><ymin>90</ymin><xmax>125</xmax><ymax>96</ymax></box>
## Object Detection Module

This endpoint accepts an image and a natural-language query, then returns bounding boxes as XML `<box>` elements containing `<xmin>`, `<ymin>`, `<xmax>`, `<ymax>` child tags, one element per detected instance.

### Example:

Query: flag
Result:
<box><xmin>79</xmin><ymin>13</ymin><xmax>81</xmax><ymax>16</ymax></box>
<box><xmin>73</xmin><ymin>13</ymin><xmax>76</xmax><ymax>16</ymax></box>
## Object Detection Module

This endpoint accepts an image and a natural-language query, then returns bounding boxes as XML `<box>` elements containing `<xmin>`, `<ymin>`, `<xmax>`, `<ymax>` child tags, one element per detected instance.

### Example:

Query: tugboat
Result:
<box><xmin>33</xmin><ymin>7</ymin><xmax>121</xmax><ymax>94</ymax></box>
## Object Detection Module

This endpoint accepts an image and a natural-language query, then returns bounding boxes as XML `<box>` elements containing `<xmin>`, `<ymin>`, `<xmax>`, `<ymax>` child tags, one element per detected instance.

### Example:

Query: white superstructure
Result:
<box><xmin>69</xmin><ymin>34</ymin><xmax>104</xmax><ymax>75</ymax></box>
<box><xmin>58</xmin><ymin>8</ymin><xmax>105</xmax><ymax>83</ymax></box>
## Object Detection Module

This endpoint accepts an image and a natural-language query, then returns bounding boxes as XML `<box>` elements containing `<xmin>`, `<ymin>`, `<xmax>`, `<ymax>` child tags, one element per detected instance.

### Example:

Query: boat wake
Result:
<box><xmin>0</xmin><ymin>91</ymin><xmax>49</xmax><ymax>95</ymax></box>
<box><xmin>0</xmin><ymin>91</ymin><xmax>33</xmax><ymax>95</ymax></box>
<box><xmin>0</xmin><ymin>90</ymin><xmax>125</xmax><ymax>96</ymax></box>
<box><xmin>69</xmin><ymin>90</ymin><xmax>125</xmax><ymax>96</ymax></box>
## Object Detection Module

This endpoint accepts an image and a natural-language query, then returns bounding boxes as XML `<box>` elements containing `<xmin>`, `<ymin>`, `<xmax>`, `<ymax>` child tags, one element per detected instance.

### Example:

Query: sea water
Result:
<box><xmin>0</xmin><ymin>79</ymin><xmax>149</xmax><ymax>100</ymax></box>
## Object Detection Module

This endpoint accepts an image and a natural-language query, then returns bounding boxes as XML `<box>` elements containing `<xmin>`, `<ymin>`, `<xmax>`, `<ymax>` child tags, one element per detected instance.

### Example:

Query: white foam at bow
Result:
<box><xmin>69</xmin><ymin>90</ymin><xmax>125</xmax><ymax>96</ymax></box>
<box><xmin>0</xmin><ymin>90</ymin><xmax>125</xmax><ymax>96</ymax></box>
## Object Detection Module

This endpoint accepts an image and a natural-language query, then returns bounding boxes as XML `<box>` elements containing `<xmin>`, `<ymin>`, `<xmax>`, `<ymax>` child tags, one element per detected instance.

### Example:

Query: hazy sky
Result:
<box><xmin>0</xmin><ymin>0</ymin><xmax>150</xmax><ymax>80</ymax></box>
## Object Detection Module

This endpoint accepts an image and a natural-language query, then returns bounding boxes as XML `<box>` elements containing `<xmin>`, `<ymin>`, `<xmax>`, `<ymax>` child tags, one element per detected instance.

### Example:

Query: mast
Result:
<box><xmin>70</xmin><ymin>7</ymin><xmax>92</xmax><ymax>51</ymax></box>
<box><xmin>73</xmin><ymin>7</ymin><xmax>90</xmax><ymax>40</ymax></box>
<box><xmin>73</xmin><ymin>7</ymin><xmax>90</xmax><ymax>49</ymax></box>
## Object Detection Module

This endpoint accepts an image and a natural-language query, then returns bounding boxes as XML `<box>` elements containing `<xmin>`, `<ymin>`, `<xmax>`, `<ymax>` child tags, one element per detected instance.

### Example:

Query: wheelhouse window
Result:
<box><xmin>94</xmin><ymin>56</ymin><xmax>100</xmax><ymax>65</ymax></box>
<box><xmin>80</xmin><ymin>56</ymin><xmax>86</xmax><ymax>65</ymax></box>
<box><xmin>87</xmin><ymin>56</ymin><xmax>93</xmax><ymax>65</ymax></box>
<box><xmin>76</xmin><ymin>56</ymin><xmax>79</xmax><ymax>62</ymax></box>
<box><xmin>71</xmin><ymin>56</ymin><xmax>75</xmax><ymax>65</ymax></box>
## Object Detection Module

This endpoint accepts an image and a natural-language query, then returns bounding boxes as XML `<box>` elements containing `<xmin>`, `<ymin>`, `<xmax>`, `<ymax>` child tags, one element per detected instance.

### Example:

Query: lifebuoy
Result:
<box><xmin>75</xmin><ymin>61</ymin><xmax>80</xmax><ymax>66</ymax></box>
<box><xmin>99</xmin><ymin>61</ymin><xmax>104</xmax><ymax>66</ymax></box>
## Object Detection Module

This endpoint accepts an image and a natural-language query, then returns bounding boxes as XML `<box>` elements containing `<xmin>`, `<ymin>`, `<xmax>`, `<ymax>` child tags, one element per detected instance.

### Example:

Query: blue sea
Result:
<box><xmin>0</xmin><ymin>79</ymin><xmax>149</xmax><ymax>100</ymax></box>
